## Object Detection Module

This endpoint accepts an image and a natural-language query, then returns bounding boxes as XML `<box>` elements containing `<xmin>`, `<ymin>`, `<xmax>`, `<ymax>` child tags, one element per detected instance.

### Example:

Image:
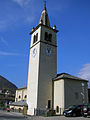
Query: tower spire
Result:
<box><xmin>39</xmin><ymin>1</ymin><xmax>50</xmax><ymax>27</ymax></box>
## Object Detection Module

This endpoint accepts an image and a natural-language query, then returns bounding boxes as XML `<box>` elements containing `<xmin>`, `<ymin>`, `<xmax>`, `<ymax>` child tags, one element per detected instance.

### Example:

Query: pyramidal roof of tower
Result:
<box><xmin>39</xmin><ymin>3</ymin><xmax>50</xmax><ymax>27</ymax></box>
<box><xmin>30</xmin><ymin>3</ymin><xmax>58</xmax><ymax>35</ymax></box>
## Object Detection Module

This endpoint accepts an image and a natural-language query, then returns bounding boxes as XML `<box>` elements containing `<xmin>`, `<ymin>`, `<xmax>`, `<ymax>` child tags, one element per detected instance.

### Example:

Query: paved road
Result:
<box><xmin>0</xmin><ymin>110</ymin><xmax>90</xmax><ymax>120</ymax></box>
<box><xmin>0</xmin><ymin>110</ymin><xmax>26</xmax><ymax>120</ymax></box>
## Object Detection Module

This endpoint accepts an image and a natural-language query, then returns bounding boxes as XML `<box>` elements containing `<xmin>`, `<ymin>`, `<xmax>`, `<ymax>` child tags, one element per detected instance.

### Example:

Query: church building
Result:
<box><xmin>26</xmin><ymin>3</ymin><xmax>88</xmax><ymax>115</ymax></box>
<box><xmin>10</xmin><ymin>3</ymin><xmax>88</xmax><ymax>115</ymax></box>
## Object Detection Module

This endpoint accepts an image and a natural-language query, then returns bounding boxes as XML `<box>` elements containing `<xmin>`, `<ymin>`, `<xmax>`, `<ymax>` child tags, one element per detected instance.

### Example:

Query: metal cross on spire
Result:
<box><xmin>44</xmin><ymin>0</ymin><xmax>46</xmax><ymax>5</ymax></box>
<box><xmin>44</xmin><ymin>0</ymin><xmax>47</xmax><ymax>10</ymax></box>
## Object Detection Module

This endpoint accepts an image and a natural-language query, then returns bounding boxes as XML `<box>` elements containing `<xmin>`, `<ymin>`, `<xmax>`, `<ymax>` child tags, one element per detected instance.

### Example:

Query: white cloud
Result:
<box><xmin>0</xmin><ymin>15</ymin><xmax>35</xmax><ymax>32</ymax></box>
<box><xmin>78</xmin><ymin>63</ymin><xmax>90</xmax><ymax>88</ymax></box>
<box><xmin>0</xmin><ymin>51</ymin><xmax>28</xmax><ymax>57</ymax></box>
<box><xmin>7</xmin><ymin>64</ymin><xmax>18</xmax><ymax>67</ymax></box>
<box><xmin>0</xmin><ymin>16</ymin><xmax>18</xmax><ymax>32</ymax></box>
<box><xmin>0</xmin><ymin>20</ymin><xmax>8</xmax><ymax>31</ymax></box>
<box><xmin>25</xmin><ymin>16</ymin><xmax>35</xmax><ymax>24</ymax></box>
<box><xmin>0</xmin><ymin>37</ymin><xmax>8</xmax><ymax>46</ymax></box>
<box><xmin>12</xmin><ymin>0</ymin><xmax>31</xmax><ymax>7</ymax></box>
<box><xmin>0</xmin><ymin>51</ymin><xmax>20</xmax><ymax>56</ymax></box>
<box><xmin>0</xmin><ymin>0</ymin><xmax>34</xmax><ymax>31</ymax></box>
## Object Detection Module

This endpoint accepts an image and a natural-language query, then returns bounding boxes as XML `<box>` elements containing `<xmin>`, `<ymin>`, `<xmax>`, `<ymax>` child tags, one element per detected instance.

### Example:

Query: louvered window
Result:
<box><xmin>45</xmin><ymin>32</ymin><xmax>52</xmax><ymax>42</ymax></box>
<box><xmin>33</xmin><ymin>33</ymin><xmax>38</xmax><ymax>44</ymax></box>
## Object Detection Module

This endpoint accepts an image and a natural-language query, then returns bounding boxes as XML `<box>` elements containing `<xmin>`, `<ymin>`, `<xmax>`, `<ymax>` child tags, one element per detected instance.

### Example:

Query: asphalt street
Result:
<box><xmin>0</xmin><ymin>110</ymin><xmax>90</xmax><ymax>120</ymax></box>
<box><xmin>0</xmin><ymin>110</ymin><xmax>27</xmax><ymax>120</ymax></box>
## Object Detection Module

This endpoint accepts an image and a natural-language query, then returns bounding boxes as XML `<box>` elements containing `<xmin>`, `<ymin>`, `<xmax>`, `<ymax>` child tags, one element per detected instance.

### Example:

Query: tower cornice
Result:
<box><xmin>30</xmin><ymin>24</ymin><xmax>58</xmax><ymax>35</ymax></box>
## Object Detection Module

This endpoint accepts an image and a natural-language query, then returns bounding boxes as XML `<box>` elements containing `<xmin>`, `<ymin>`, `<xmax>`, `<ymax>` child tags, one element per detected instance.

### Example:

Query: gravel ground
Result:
<box><xmin>0</xmin><ymin>110</ymin><xmax>90</xmax><ymax>120</ymax></box>
<box><xmin>26</xmin><ymin>116</ymin><xmax>90</xmax><ymax>120</ymax></box>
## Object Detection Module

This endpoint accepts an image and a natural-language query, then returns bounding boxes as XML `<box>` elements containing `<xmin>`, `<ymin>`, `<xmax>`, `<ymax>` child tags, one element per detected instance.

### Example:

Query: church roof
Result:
<box><xmin>39</xmin><ymin>2</ymin><xmax>50</xmax><ymax>27</ymax></box>
<box><xmin>10</xmin><ymin>100</ymin><xmax>28</xmax><ymax>106</ymax></box>
<box><xmin>53</xmin><ymin>73</ymin><xmax>88</xmax><ymax>82</ymax></box>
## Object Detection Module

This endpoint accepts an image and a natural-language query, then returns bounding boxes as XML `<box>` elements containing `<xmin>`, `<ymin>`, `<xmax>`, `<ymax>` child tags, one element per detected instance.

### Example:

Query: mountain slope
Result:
<box><xmin>0</xmin><ymin>75</ymin><xmax>17</xmax><ymax>94</ymax></box>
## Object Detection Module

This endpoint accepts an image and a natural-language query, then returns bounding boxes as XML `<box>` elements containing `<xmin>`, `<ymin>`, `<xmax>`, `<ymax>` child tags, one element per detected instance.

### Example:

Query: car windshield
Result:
<box><xmin>66</xmin><ymin>105</ymin><xmax>77</xmax><ymax>110</ymax></box>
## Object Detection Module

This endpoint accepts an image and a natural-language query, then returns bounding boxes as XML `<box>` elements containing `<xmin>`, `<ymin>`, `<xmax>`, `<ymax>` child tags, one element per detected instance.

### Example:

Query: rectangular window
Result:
<box><xmin>75</xmin><ymin>92</ymin><xmax>79</xmax><ymax>99</ymax></box>
<box><xmin>48</xmin><ymin>100</ymin><xmax>51</xmax><ymax>109</ymax></box>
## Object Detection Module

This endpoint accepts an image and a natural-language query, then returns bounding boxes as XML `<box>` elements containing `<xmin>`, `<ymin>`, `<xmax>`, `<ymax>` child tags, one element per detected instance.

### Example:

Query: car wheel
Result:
<box><xmin>73</xmin><ymin>113</ymin><xmax>76</xmax><ymax>117</ymax></box>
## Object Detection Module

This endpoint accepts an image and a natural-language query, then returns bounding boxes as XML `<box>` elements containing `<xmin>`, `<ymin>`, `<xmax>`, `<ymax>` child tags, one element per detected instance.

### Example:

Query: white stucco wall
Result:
<box><xmin>15</xmin><ymin>88</ymin><xmax>27</xmax><ymax>102</ymax></box>
<box><xmin>53</xmin><ymin>78</ymin><xmax>88</xmax><ymax>114</ymax></box>
<box><xmin>27</xmin><ymin>27</ymin><xmax>41</xmax><ymax>115</ymax></box>
<box><xmin>27</xmin><ymin>25</ymin><xmax>57</xmax><ymax>115</ymax></box>
<box><xmin>53</xmin><ymin>79</ymin><xmax>64</xmax><ymax>114</ymax></box>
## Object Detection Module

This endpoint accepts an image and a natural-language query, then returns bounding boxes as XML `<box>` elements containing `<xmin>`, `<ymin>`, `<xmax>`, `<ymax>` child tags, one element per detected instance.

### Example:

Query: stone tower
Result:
<box><xmin>27</xmin><ymin>3</ymin><xmax>58</xmax><ymax>115</ymax></box>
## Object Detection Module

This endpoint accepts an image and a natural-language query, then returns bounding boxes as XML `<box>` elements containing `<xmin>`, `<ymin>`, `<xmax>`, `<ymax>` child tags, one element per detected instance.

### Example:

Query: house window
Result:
<box><xmin>33</xmin><ymin>33</ymin><xmax>38</xmax><ymax>44</ymax></box>
<box><xmin>48</xmin><ymin>100</ymin><xmax>51</xmax><ymax>109</ymax></box>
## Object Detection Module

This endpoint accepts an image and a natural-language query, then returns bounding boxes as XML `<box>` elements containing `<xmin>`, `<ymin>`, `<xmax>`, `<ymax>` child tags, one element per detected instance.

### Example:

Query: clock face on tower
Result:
<box><xmin>32</xmin><ymin>48</ymin><xmax>37</xmax><ymax>57</ymax></box>
<box><xmin>46</xmin><ymin>47</ymin><xmax>52</xmax><ymax>56</ymax></box>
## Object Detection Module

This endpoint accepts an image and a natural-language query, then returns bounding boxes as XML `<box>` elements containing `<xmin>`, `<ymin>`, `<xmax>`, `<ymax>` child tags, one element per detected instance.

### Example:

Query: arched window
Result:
<box><xmin>36</xmin><ymin>33</ymin><xmax>38</xmax><ymax>42</ymax></box>
<box><xmin>49</xmin><ymin>34</ymin><xmax>52</xmax><ymax>42</ymax></box>
<box><xmin>18</xmin><ymin>95</ymin><xmax>21</xmax><ymax>99</ymax></box>
<box><xmin>45</xmin><ymin>32</ymin><xmax>52</xmax><ymax>42</ymax></box>
<box><xmin>24</xmin><ymin>95</ymin><xmax>27</xmax><ymax>99</ymax></box>
<box><xmin>33</xmin><ymin>35</ymin><xmax>36</xmax><ymax>44</ymax></box>
<box><xmin>33</xmin><ymin>33</ymin><xmax>38</xmax><ymax>44</ymax></box>
<box><xmin>45</xmin><ymin>32</ymin><xmax>48</xmax><ymax>41</ymax></box>
<box><xmin>56</xmin><ymin>106</ymin><xmax>59</xmax><ymax>113</ymax></box>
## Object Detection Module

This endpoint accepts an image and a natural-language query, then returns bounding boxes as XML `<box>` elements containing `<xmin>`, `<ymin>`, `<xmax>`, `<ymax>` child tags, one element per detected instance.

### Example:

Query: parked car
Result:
<box><xmin>82</xmin><ymin>104</ymin><xmax>90</xmax><ymax>117</ymax></box>
<box><xmin>63</xmin><ymin>105</ymin><xmax>83</xmax><ymax>117</ymax></box>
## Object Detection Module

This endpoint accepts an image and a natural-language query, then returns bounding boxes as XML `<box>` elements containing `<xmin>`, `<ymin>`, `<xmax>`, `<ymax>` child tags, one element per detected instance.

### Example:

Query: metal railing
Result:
<box><xmin>34</xmin><ymin>108</ymin><xmax>64</xmax><ymax>116</ymax></box>
<box><xmin>34</xmin><ymin>108</ymin><xmax>47</xmax><ymax>116</ymax></box>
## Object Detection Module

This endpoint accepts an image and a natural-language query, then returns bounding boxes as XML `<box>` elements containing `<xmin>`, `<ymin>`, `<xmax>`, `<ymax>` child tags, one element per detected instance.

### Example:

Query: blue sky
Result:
<box><xmin>0</xmin><ymin>0</ymin><xmax>90</xmax><ymax>88</ymax></box>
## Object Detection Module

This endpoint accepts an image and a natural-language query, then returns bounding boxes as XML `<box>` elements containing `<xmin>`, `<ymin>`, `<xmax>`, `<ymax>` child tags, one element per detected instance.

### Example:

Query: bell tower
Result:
<box><xmin>27</xmin><ymin>3</ymin><xmax>58</xmax><ymax>115</ymax></box>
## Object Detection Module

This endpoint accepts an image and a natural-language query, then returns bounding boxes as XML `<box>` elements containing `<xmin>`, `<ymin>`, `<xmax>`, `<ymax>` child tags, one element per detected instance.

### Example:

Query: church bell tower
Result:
<box><xmin>27</xmin><ymin>3</ymin><xmax>58</xmax><ymax>115</ymax></box>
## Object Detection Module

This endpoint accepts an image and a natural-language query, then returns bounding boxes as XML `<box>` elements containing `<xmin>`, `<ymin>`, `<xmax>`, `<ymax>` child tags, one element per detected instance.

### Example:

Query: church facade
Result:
<box><xmin>10</xmin><ymin>3</ymin><xmax>88</xmax><ymax>115</ymax></box>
